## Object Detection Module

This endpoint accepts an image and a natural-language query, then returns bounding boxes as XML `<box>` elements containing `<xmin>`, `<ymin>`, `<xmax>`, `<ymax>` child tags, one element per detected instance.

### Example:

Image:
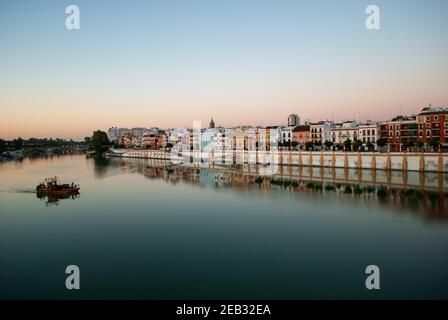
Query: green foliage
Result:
<box><xmin>377</xmin><ymin>188</ymin><xmax>388</xmax><ymax>199</ymax></box>
<box><xmin>324</xmin><ymin>141</ymin><xmax>333</xmax><ymax>150</ymax></box>
<box><xmin>343</xmin><ymin>139</ymin><xmax>352</xmax><ymax>151</ymax></box>
<box><xmin>89</xmin><ymin>130</ymin><xmax>111</xmax><ymax>155</ymax></box>
<box><xmin>0</xmin><ymin>138</ymin><xmax>6</xmax><ymax>151</ymax></box>
<box><xmin>354</xmin><ymin>186</ymin><xmax>363</xmax><ymax>195</ymax></box>
<box><xmin>344</xmin><ymin>186</ymin><xmax>353</xmax><ymax>194</ymax></box>
<box><xmin>376</xmin><ymin>138</ymin><xmax>387</xmax><ymax>147</ymax></box>
<box><xmin>305</xmin><ymin>141</ymin><xmax>314</xmax><ymax>151</ymax></box>
<box><xmin>353</xmin><ymin>139</ymin><xmax>363</xmax><ymax>151</ymax></box>
<box><xmin>1</xmin><ymin>137</ymin><xmax>85</xmax><ymax>151</ymax></box>
<box><xmin>429</xmin><ymin>138</ymin><xmax>440</xmax><ymax>150</ymax></box>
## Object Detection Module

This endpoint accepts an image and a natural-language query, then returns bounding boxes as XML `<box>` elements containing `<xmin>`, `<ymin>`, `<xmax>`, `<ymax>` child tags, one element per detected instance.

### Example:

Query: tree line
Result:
<box><xmin>0</xmin><ymin>137</ymin><xmax>87</xmax><ymax>152</ymax></box>
<box><xmin>279</xmin><ymin>138</ymin><xmax>440</xmax><ymax>152</ymax></box>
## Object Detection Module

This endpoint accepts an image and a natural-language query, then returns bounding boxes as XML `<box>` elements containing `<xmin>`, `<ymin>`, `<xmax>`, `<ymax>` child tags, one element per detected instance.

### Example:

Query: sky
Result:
<box><xmin>0</xmin><ymin>0</ymin><xmax>447</xmax><ymax>140</ymax></box>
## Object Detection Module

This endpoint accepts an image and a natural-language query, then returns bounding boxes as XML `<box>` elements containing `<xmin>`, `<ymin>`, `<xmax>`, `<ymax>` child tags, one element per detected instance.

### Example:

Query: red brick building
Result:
<box><xmin>417</xmin><ymin>106</ymin><xmax>448</xmax><ymax>151</ymax></box>
<box><xmin>379</xmin><ymin>116</ymin><xmax>418</xmax><ymax>152</ymax></box>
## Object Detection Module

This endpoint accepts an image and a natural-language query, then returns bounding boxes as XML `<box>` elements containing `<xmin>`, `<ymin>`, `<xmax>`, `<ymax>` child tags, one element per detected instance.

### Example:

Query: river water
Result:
<box><xmin>0</xmin><ymin>155</ymin><xmax>447</xmax><ymax>299</ymax></box>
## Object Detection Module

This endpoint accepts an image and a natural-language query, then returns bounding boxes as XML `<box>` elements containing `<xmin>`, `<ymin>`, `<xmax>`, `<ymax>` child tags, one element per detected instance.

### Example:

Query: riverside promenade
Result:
<box><xmin>105</xmin><ymin>149</ymin><xmax>448</xmax><ymax>173</ymax></box>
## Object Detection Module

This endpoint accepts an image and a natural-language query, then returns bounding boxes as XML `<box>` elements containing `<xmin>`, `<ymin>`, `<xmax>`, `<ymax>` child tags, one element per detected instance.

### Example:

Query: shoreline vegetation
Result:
<box><xmin>0</xmin><ymin>137</ymin><xmax>87</xmax><ymax>158</ymax></box>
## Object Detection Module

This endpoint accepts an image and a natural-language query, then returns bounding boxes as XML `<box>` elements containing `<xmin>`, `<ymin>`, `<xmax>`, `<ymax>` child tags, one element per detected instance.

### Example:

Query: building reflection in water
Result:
<box><xmin>94</xmin><ymin>158</ymin><xmax>448</xmax><ymax>222</ymax></box>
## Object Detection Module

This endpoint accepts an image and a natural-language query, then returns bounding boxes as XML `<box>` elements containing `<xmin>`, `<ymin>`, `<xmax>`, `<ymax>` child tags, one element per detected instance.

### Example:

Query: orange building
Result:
<box><xmin>292</xmin><ymin>125</ymin><xmax>310</xmax><ymax>150</ymax></box>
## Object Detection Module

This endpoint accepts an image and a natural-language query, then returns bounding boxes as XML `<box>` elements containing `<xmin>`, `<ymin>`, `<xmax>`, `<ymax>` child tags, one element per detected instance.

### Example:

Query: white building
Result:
<box><xmin>280</xmin><ymin>126</ymin><xmax>294</xmax><ymax>144</ymax></box>
<box><xmin>310</xmin><ymin>121</ymin><xmax>334</xmax><ymax>143</ymax></box>
<box><xmin>331</xmin><ymin>121</ymin><xmax>359</xmax><ymax>145</ymax></box>
<box><xmin>358</xmin><ymin>122</ymin><xmax>379</xmax><ymax>151</ymax></box>
<box><xmin>107</xmin><ymin>127</ymin><xmax>119</xmax><ymax>142</ymax></box>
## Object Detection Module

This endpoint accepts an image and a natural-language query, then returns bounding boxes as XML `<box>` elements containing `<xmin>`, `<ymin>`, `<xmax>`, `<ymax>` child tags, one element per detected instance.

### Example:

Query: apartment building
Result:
<box><xmin>418</xmin><ymin>105</ymin><xmax>448</xmax><ymax>151</ymax></box>
<box><xmin>331</xmin><ymin>121</ymin><xmax>359</xmax><ymax>145</ymax></box>
<box><xmin>358</xmin><ymin>122</ymin><xmax>379</xmax><ymax>151</ymax></box>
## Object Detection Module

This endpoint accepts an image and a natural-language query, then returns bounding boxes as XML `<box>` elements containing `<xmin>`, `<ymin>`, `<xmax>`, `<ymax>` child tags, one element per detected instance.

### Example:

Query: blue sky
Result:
<box><xmin>0</xmin><ymin>0</ymin><xmax>447</xmax><ymax>138</ymax></box>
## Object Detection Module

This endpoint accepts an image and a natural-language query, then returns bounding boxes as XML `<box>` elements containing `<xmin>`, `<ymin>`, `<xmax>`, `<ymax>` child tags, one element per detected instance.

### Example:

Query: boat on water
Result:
<box><xmin>36</xmin><ymin>177</ymin><xmax>80</xmax><ymax>195</ymax></box>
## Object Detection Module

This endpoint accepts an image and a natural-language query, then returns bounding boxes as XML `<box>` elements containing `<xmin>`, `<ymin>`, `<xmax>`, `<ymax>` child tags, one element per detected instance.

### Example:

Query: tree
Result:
<box><xmin>335</xmin><ymin>143</ymin><xmax>343</xmax><ymax>151</ymax></box>
<box><xmin>89</xmin><ymin>130</ymin><xmax>110</xmax><ymax>156</ymax></box>
<box><xmin>291</xmin><ymin>141</ymin><xmax>299</xmax><ymax>150</ymax></box>
<box><xmin>314</xmin><ymin>140</ymin><xmax>322</xmax><ymax>150</ymax></box>
<box><xmin>324</xmin><ymin>141</ymin><xmax>333</xmax><ymax>150</ymax></box>
<box><xmin>166</xmin><ymin>143</ymin><xmax>174</xmax><ymax>150</ymax></box>
<box><xmin>352</xmin><ymin>139</ymin><xmax>363</xmax><ymax>151</ymax></box>
<box><xmin>13</xmin><ymin>137</ymin><xmax>24</xmax><ymax>150</ymax></box>
<box><xmin>305</xmin><ymin>141</ymin><xmax>314</xmax><ymax>151</ymax></box>
<box><xmin>376</xmin><ymin>138</ymin><xmax>387</xmax><ymax>148</ymax></box>
<box><xmin>0</xmin><ymin>138</ymin><xmax>6</xmax><ymax>151</ymax></box>
<box><xmin>366</xmin><ymin>141</ymin><xmax>374</xmax><ymax>151</ymax></box>
<box><xmin>343</xmin><ymin>139</ymin><xmax>352</xmax><ymax>151</ymax></box>
<box><xmin>429</xmin><ymin>138</ymin><xmax>440</xmax><ymax>152</ymax></box>
<box><xmin>417</xmin><ymin>141</ymin><xmax>424</xmax><ymax>151</ymax></box>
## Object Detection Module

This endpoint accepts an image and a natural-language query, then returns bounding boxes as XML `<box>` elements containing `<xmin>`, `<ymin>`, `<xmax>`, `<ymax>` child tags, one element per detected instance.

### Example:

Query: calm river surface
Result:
<box><xmin>0</xmin><ymin>155</ymin><xmax>447</xmax><ymax>299</ymax></box>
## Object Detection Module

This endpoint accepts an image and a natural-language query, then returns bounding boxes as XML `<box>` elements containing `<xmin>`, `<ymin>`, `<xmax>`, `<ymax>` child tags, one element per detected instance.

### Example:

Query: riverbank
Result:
<box><xmin>106</xmin><ymin>149</ymin><xmax>448</xmax><ymax>173</ymax></box>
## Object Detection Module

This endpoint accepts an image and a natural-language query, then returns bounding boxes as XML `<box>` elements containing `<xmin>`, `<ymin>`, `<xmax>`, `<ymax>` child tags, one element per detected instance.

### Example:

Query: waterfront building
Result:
<box><xmin>142</xmin><ymin>134</ymin><xmax>159</xmax><ymax>150</ymax></box>
<box><xmin>131</xmin><ymin>136</ymin><xmax>143</xmax><ymax>148</ymax></box>
<box><xmin>280</xmin><ymin>126</ymin><xmax>294</xmax><ymax>145</ymax></box>
<box><xmin>266</xmin><ymin>126</ymin><xmax>281</xmax><ymax>151</ymax></box>
<box><xmin>358</xmin><ymin>122</ymin><xmax>379</xmax><ymax>151</ymax></box>
<box><xmin>310</xmin><ymin>121</ymin><xmax>334</xmax><ymax>143</ymax></box>
<box><xmin>131</xmin><ymin>127</ymin><xmax>147</xmax><ymax>138</ymax></box>
<box><xmin>107</xmin><ymin>127</ymin><xmax>119</xmax><ymax>142</ymax></box>
<box><xmin>380</xmin><ymin>115</ymin><xmax>418</xmax><ymax>152</ymax></box>
<box><xmin>418</xmin><ymin>105</ymin><xmax>448</xmax><ymax>151</ymax></box>
<box><xmin>288</xmin><ymin>114</ymin><xmax>300</xmax><ymax>127</ymax></box>
<box><xmin>167</xmin><ymin>128</ymin><xmax>190</xmax><ymax>145</ymax></box>
<box><xmin>292</xmin><ymin>125</ymin><xmax>311</xmax><ymax>151</ymax></box>
<box><xmin>121</xmin><ymin>135</ymin><xmax>133</xmax><ymax>148</ymax></box>
<box><xmin>330</xmin><ymin>121</ymin><xmax>359</xmax><ymax>146</ymax></box>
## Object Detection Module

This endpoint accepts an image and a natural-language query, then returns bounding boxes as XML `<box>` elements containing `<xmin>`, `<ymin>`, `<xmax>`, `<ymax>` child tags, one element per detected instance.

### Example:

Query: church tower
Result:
<box><xmin>209</xmin><ymin>117</ymin><xmax>215</xmax><ymax>129</ymax></box>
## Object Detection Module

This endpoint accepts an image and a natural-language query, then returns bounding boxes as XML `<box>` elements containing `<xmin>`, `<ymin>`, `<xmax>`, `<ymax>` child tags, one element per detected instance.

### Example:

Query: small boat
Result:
<box><xmin>36</xmin><ymin>177</ymin><xmax>80</xmax><ymax>195</ymax></box>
